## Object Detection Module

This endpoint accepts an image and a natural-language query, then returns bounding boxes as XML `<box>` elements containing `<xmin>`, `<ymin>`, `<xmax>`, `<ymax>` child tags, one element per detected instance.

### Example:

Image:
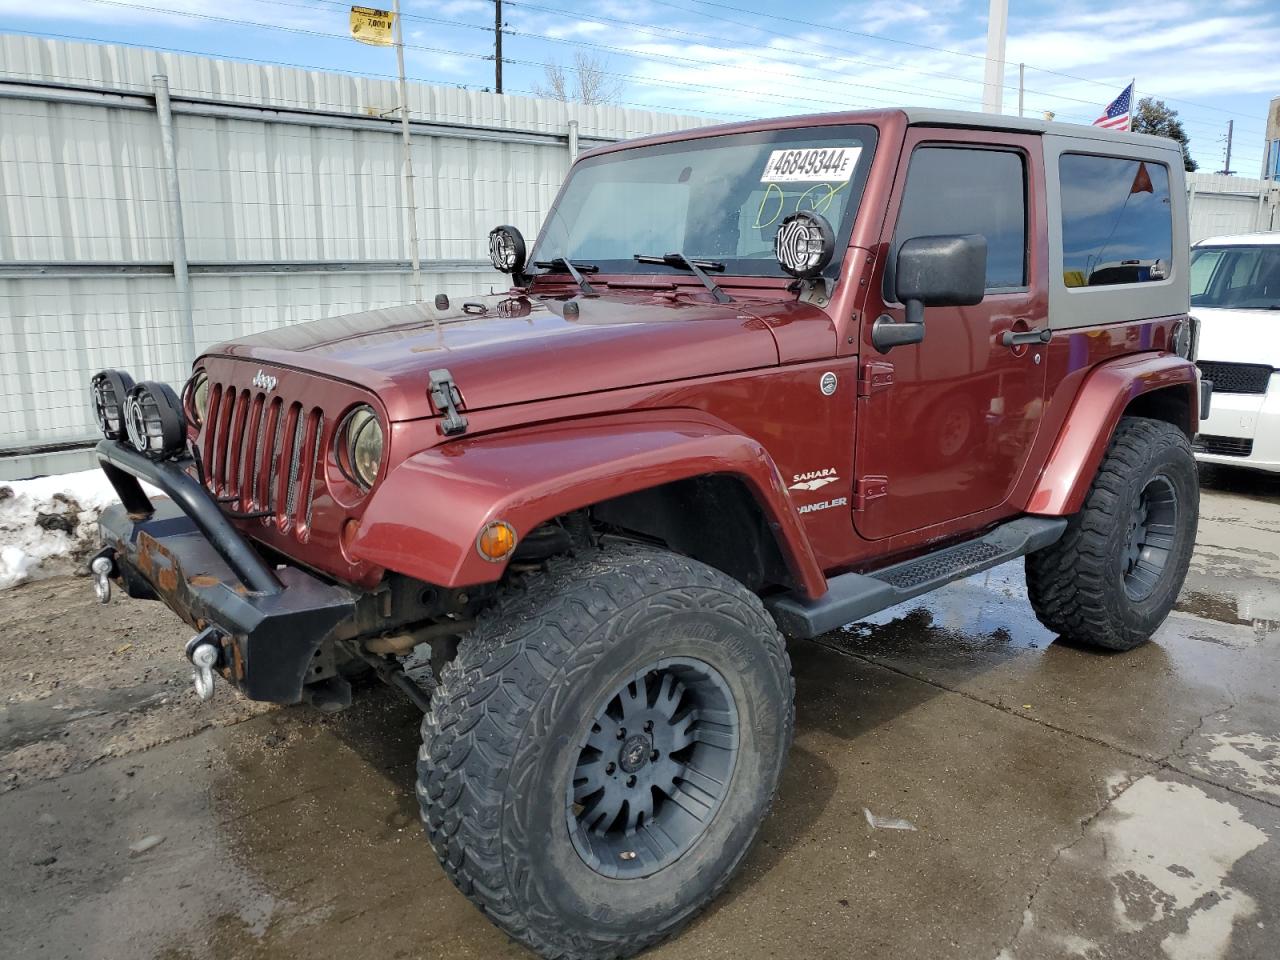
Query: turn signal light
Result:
<box><xmin>476</xmin><ymin>521</ymin><xmax>518</xmax><ymax>562</ymax></box>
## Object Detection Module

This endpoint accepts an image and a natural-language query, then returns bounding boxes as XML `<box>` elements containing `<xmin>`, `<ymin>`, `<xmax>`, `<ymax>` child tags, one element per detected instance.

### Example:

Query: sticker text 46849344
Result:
<box><xmin>761</xmin><ymin>146</ymin><xmax>862</xmax><ymax>183</ymax></box>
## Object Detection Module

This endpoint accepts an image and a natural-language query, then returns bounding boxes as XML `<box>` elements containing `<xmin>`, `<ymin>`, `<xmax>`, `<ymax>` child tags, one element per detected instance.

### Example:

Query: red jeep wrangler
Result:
<box><xmin>89</xmin><ymin>108</ymin><xmax>1206</xmax><ymax>958</ymax></box>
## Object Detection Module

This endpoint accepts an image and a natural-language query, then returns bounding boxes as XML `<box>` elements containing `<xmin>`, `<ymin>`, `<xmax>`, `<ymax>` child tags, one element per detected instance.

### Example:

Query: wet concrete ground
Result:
<box><xmin>2</xmin><ymin>464</ymin><xmax>1278</xmax><ymax>960</ymax></box>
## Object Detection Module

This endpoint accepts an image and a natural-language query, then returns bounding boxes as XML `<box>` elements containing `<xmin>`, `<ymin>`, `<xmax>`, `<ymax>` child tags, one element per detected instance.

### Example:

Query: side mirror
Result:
<box><xmin>873</xmin><ymin>234</ymin><xmax>987</xmax><ymax>352</ymax></box>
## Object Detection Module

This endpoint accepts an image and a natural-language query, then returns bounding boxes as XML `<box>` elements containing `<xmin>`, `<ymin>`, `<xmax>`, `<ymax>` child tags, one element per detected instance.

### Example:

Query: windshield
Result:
<box><xmin>1190</xmin><ymin>245</ymin><xmax>1280</xmax><ymax>309</ymax></box>
<box><xmin>532</xmin><ymin>124</ymin><xmax>877</xmax><ymax>279</ymax></box>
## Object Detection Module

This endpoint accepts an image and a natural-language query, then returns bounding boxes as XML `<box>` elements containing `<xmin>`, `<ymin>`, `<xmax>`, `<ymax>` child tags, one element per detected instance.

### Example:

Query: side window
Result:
<box><xmin>1059</xmin><ymin>154</ymin><xmax>1173</xmax><ymax>288</ymax></box>
<box><xmin>1189</xmin><ymin>249</ymin><xmax>1223</xmax><ymax>297</ymax></box>
<box><xmin>893</xmin><ymin>146</ymin><xmax>1027</xmax><ymax>291</ymax></box>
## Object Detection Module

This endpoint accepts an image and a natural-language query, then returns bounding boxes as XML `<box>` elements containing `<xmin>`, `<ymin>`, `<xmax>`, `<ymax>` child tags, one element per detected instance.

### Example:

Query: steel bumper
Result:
<box><xmin>94</xmin><ymin>440</ymin><xmax>356</xmax><ymax>703</ymax></box>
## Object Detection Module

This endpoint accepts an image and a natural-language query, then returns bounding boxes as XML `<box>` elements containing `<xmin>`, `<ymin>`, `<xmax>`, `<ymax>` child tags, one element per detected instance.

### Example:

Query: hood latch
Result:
<box><xmin>429</xmin><ymin>368</ymin><xmax>469</xmax><ymax>436</ymax></box>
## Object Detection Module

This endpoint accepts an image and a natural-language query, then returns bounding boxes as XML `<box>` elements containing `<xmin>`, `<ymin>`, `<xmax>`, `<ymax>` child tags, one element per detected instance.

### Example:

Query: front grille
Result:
<box><xmin>1193</xmin><ymin>435</ymin><xmax>1254</xmax><ymax>458</ymax></box>
<box><xmin>201</xmin><ymin>382</ymin><xmax>325</xmax><ymax>535</ymax></box>
<box><xmin>1196</xmin><ymin>361</ymin><xmax>1273</xmax><ymax>395</ymax></box>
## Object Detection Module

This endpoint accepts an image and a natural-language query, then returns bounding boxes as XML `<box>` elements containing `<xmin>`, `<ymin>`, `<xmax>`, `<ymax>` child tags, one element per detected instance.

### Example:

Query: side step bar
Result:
<box><xmin>767</xmin><ymin>516</ymin><xmax>1068</xmax><ymax>639</ymax></box>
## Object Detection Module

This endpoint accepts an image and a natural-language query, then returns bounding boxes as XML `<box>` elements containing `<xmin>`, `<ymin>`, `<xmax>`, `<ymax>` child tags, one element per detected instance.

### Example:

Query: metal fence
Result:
<box><xmin>0</xmin><ymin>35</ymin><xmax>710</xmax><ymax>479</ymax></box>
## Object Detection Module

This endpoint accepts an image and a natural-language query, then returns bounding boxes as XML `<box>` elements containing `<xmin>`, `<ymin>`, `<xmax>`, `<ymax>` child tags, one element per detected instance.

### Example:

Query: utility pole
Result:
<box><xmin>982</xmin><ymin>0</ymin><xmax>1008</xmax><ymax>114</ymax></box>
<box><xmin>392</xmin><ymin>0</ymin><xmax>422</xmax><ymax>302</ymax></box>
<box><xmin>494</xmin><ymin>0</ymin><xmax>503</xmax><ymax>94</ymax></box>
<box><xmin>1222</xmin><ymin>119</ymin><xmax>1234</xmax><ymax>175</ymax></box>
<box><xmin>1017</xmin><ymin>62</ymin><xmax>1025</xmax><ymax>118</ymax></box>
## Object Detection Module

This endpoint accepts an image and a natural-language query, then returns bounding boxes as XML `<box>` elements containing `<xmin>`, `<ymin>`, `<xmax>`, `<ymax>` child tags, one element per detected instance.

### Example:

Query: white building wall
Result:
<box><xmin>1187</xmin><ymin>172</ymin><xmax>1280</xmax><ymax>243</ymax></box>
<box><xmin>0</xmin><ymin>35</ymin><xmax>712</xmax><ymax>478</ymax></box>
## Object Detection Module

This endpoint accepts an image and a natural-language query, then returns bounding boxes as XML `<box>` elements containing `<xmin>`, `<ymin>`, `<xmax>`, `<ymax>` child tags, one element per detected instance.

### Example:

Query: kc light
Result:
<box><xmin>339</xmin><ymin>405</ymin><xmax>384</xmax><ymax>490</ymax></box>
<box><xmin>184</xmin><ymin>370</ymin><xmax>209</xmax><ymax>426</ymax></box>
<box><xmin>123</xmin><ymin>381</ymin><xmax>187</xmax><ymax>459</ymax></box>
<box><xmin>488</xmin><ymin>225</ymin><xmax>527</xmax><ymax>275</ymax></box>
<box><xmin>90</xmin><ymin>369</ymin><xmax>136</xmax><ymax>440</ymax></box>
<box><xmin>774</xmin><ymin>210</ymin><xmax>835</xmax><ymax>279</ymax></box>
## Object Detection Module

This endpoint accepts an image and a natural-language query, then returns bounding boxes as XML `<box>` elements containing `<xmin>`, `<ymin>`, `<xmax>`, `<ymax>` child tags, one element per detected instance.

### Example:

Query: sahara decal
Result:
<box><xmin>789</xmin><ymin>467</ymin><xmax>839</xmax><ymax>492</ymax></box>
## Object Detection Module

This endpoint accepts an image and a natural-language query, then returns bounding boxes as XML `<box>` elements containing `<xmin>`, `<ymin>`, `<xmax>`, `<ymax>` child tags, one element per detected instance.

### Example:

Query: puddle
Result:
<box><xmin>1175</xmin><ymin>589</ymin><xmax>1280</xmax><ymax>641</ymax></box>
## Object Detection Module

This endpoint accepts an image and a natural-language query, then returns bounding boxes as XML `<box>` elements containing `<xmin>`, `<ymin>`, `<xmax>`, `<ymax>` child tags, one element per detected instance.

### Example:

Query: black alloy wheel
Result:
<box><xmin>567</xmin><ymin>658</ymin><xmax>739</xmax><ymax>880</ymax></box>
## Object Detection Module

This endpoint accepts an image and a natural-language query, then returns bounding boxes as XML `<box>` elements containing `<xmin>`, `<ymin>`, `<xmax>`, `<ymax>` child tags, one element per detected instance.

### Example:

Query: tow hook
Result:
<box><xmin>90</xmin><ymin>552</ymin><xmax>115</xmax><ymax>604</ymax></box>
<box><xmin>185</xmin><ymin>627</ymin><xmax>225</xmax><ymax>701</ymax></box>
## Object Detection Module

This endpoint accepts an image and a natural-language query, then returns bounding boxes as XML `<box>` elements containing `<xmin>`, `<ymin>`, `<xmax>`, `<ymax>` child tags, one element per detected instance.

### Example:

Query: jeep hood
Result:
<box><xmin>210</xmin><ymin>292</ymin><xmax>782</xmax><ymax>421</ymax></box>
<box><xmin>1195</xmin><ymin>306</ymin><xmax>1280</xmax><ymax>366</ymax></box>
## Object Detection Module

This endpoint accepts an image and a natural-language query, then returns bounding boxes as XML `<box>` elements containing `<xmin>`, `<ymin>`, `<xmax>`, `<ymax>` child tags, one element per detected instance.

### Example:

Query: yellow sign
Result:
<box><xmin>350</xmin><ymin>6</ymin><xmax>395</xmax><ymax>46</ymax></box>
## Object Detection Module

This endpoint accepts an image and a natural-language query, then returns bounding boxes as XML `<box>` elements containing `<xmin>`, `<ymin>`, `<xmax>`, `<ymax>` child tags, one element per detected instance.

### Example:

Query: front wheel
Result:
<box><xmin>1026</xmin><ymin>416</ymin><xmax>1199</xmax><ymax>651</ymax></box>
<box><xmin>417</xmin><ymin>545</ymin><xmax>794</xmax><ymax>959</ymax></box>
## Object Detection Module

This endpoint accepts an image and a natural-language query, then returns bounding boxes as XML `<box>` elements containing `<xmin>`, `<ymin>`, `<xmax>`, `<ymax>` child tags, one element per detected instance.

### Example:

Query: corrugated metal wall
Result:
<box><xmin>1187</xmin><ymin>172</ymin><xmax>1280</xmax><ymax>243</ymax></box>
<box><xmin>0</xmin><ymin>35</ymin><xmax>712</xmax><ymax>478</ymax></box>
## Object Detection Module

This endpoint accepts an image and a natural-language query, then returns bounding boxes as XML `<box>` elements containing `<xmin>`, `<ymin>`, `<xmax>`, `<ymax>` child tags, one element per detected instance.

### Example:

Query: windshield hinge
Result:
<box><xmin>858</xmin><ymin>361</ymin><xmax>894</xmax><ymax>398</ymax></box>
<box><xmin>428</xmin><ymin>368</ymin><xmax>469</xmax><ymax>436</ymax></box>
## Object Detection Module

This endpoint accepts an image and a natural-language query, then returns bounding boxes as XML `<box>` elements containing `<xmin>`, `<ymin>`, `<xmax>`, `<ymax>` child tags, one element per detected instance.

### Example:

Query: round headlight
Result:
<box><xmin>774</xmin><ymin>210</ymin><xmax>835</xmax><ymax>279</ymax></box>
<box><xmin>185</xmin><ymin>370</ymin><xmax>209</xmax><ymax>426</ymax></box>
<box><xmin>90</xmin><ymin>369</ymin><xmax>136</xmax><ymax>440</ymax></box>
<box><xmin>122</xmin><ymin>381</ymin><xmax>187</xmax><ymax>459</ymax></box>
<box><xmin>340</xmin><ymin>405</ymin><xmax>384</xmax><ymax>490</ymax></box>
<box><xmin>488</xmin><ymin>225</ymin><xmax>527</xmax><ymax>275</ymax></box>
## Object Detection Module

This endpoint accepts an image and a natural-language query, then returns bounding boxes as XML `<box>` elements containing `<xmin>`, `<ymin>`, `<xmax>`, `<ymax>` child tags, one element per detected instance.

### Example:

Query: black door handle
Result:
<box><xmin>1001</xmin><ymin>328</ymin><xmax>1052</xmax><ymax>347</ymax></box>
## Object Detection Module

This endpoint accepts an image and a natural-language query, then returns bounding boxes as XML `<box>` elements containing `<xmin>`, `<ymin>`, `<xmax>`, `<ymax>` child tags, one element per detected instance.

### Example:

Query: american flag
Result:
<box><xmin>1094</xmin><ymin>82</ymin><xmax>1133</xmax><ymax>131</ymax></box>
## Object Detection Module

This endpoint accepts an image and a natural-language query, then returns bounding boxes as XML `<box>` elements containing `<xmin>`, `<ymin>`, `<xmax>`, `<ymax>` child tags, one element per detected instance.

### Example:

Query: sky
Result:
<box><xmin>2</xmin><ymin>0</ymin><xmax>1278</xmax><ymax>174</ymax></box>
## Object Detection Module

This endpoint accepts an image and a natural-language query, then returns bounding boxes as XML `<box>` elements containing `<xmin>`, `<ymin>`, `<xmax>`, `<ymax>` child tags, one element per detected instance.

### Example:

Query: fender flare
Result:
<box><xmin>349</xmin><ymin>412</ymin><xmax>829</xmax><ymax>598</ymax></box>
<box><xmin>1027</xmin><ymin>352</ymin><xmax>1198</xmax><ymax>516</ymax></box>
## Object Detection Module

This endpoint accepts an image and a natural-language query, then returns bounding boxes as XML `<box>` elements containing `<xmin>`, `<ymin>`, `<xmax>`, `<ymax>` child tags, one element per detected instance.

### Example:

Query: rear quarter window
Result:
<box><xmin>1059</xmin><ymin>153</ymin><xmax>1173</xmax><ymax>289</ymax></box>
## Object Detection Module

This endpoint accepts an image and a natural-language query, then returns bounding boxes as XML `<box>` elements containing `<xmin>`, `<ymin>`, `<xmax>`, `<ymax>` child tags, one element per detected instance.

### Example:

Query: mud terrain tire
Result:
<box><xmin>1026</xmin><ymin>416</ymin><xmax>1198</xmax><ymax>651</ymax></box>
<box><xmin>417</xmin><ymin>545</ymin><xmax>794</xmax><ymax>959</ymax></box>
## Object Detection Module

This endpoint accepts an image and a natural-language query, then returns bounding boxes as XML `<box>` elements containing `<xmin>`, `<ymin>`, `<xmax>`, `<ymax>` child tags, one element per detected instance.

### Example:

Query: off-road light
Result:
<box><xmin>123</xmin><ymin>381</ymin><xmax>187</xmax><ymax>459</ymax></box>
<box><xmin>184</xmin><ymin>369</ymin><xmax>209</xmax><ymax>427</ymax></box>
<box><xmin>90</xmin><ymin>369</ymin><xmax>136</xmax><ymax>440</ymax></box>
<box><xmin>476</xmin><ymin>520</ymin><xmax>518</xmax><ymax>562</ymax></box>
<box><xmin>488</xmin><ymin>225</ymin><xmax>527</xmax><ymax>275</ymax></box>
<box><xmin>338</xmin><ymin>405</ymin><xmax>384</xmax><ymax>491</ymax></box>
<box><xmin>774</xmin><ymin>210</ymin><xmax>835</xmax><ymax>279</ymax></box>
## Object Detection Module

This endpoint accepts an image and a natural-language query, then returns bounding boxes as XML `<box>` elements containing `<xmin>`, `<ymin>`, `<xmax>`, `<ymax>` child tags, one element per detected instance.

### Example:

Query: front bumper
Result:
<box><xmin>95</xmin><ymin>440</ymin><xmax>356</xmax><ymax>702</ymax></box>
<box><xmin>1194</xmin><ymin>374</ymin><xmax>1280</xmax><ymax>474</ymax></box>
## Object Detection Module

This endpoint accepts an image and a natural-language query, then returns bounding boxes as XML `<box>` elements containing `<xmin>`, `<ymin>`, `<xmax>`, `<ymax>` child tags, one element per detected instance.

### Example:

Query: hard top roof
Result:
<box><xmin>901</xmin><ymin>107</ymin><xmax>1180</xmax><ymax>152</ymax></box>
<box><xmin>586</xmin><ymin>107</ymin><xmax>1183</xmax><ymax>160</ymax></box>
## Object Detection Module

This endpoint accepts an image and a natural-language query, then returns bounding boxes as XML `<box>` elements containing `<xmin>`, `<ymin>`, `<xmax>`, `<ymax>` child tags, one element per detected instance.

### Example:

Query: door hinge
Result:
<box><xmin>853</xmin><ymin>476</ymin><xmax>889</xmax><ymax>510</ymax></box>
<box><xmin>428</xmin><ymin>368</ymin><xmax>469</xmax><ymax>436</ymax></box>
<box><xmin>858</xmin><ymin>361</ymin><xmax>895</xmax><ymax>398</ymax></box>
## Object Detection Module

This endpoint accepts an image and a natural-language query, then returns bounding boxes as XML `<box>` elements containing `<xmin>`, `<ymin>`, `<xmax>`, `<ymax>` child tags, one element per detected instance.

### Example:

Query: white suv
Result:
<box><xmin>1190</xmin><ymin>232</ymin><xmax>1280</xmax><ymax>472</ymax></box>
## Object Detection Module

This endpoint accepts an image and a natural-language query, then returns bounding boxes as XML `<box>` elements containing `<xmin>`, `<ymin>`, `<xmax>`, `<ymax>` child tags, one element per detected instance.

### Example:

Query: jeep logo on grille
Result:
<box><xmin>251</xmin><ymin>370</ymin><xmax>277</xmax><ymax>392</ymax></box>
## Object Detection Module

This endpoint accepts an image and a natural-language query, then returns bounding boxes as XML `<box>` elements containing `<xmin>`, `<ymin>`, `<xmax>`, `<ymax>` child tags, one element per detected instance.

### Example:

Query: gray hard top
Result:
<box><xmin>902</xmin><ymin>108</ymin><xmax>1182</xmax><ymax>156</ymax></box>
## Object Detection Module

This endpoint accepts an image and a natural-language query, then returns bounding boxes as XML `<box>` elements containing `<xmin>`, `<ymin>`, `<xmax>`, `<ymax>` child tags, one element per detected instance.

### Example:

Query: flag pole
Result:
<box><xmin>1129</xmin><ymin>77</ymin><xmax>1136</xmax><ymax>132</ymax></box>
<box><xmin>393</xmin><ymin>0</ymin><xmax>422</xmax><ymax>303</ymax></box>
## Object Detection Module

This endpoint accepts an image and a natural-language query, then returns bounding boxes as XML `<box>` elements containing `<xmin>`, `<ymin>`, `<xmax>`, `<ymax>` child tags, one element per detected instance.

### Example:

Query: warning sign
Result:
<box><xmin>350</xmin><ymin>6</ymin><xmax>395</xmax><ymax>46</ymax></box>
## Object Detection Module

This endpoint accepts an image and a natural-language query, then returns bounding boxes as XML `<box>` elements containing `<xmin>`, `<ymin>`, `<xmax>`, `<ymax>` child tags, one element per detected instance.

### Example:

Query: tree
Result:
<box><xmin>532</xmin><ymin>52</ymin><xmax>622</xmax><ymax>105</ymax></box>
<box><xmin>1131</xmin><ymin>97</ymin><xmax>1198</xmax><ymax>172</ymax></box>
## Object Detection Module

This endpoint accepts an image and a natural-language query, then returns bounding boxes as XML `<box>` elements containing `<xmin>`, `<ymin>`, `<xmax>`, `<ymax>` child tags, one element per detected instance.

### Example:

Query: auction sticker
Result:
<box><xmin>761</xmin><ymin>146</ymin><xmax>861</xmax><ymax>183</ymax></box>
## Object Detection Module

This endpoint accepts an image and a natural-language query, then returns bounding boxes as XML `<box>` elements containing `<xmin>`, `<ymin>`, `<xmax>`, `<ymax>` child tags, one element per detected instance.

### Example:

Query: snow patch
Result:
<box><xmin>0</xmin><ymin>469</ymin><xmax>160</xmax><ymax>590</ymax></box>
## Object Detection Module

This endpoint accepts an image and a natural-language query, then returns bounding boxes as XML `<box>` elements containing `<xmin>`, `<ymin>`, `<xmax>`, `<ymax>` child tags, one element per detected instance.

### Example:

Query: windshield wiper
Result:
<box><xmin>533</xmin><ymin>258</ymin><xmax>598</xmax><ymax>295</ymax></box>
<box><xmin>633</xmin><ymin>252</ymin><xmax>732</xmax><ymax>304</ymax></box>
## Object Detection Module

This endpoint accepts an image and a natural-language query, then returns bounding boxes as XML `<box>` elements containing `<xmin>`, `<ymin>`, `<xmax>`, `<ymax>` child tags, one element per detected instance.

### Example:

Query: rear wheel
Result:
<box><xmin>1026</xmin><ymin>416</ymin><xmax>1198</xmax><ymax>651</ymax></box>
<box><xmin>417</xmin><ymin>545</ymin><xmax>794</xmax><ymax>959</ymax></box>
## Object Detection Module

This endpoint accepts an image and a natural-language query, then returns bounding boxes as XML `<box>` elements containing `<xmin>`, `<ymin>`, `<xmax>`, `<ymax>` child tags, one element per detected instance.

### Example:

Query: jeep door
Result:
<box><xmin>853</xmin><ymin>128</ymin><xmax>1049</xmax><ymax>541</ymax></box>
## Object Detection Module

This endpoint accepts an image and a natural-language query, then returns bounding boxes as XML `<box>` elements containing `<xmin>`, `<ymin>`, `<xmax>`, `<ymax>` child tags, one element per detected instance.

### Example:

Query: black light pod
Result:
<box><xmin>488</xmin><ymin>225</ymin><xmax>528</xmax><ymax>276</ymax></box>
<box><xmin>774</xmin><ymin>211</ymin><xmax>835</xmax><ymax>279</ymax></box>
<box><xmin>123</xmin><ymin>381</ymin><xmax>187</xmax><ymax>459</ymax></box>
<box><xmin>90</xmin><ymin>369</ymin><xmax>137</xmax><ymax>440</ymax></box>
